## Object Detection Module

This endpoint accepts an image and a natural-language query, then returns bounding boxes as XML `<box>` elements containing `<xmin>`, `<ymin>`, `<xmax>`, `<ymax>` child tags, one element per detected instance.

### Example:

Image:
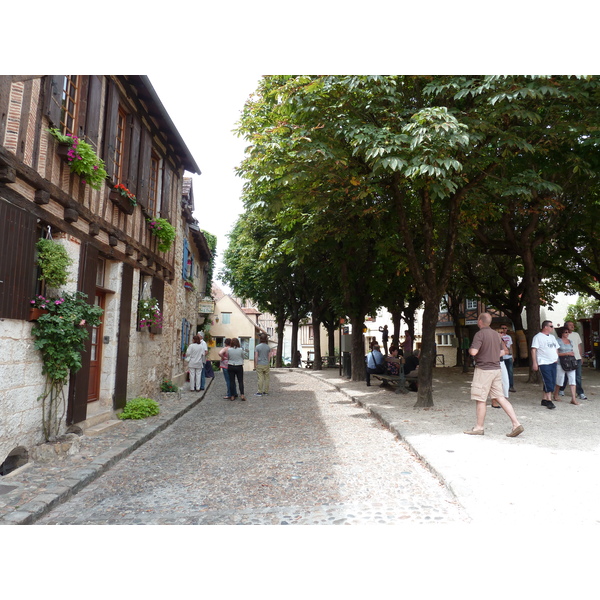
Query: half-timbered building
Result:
<box><xmin>0</xmin><ymin>75</ymin><xmax>205</xmax><ymax>468</ymax></box>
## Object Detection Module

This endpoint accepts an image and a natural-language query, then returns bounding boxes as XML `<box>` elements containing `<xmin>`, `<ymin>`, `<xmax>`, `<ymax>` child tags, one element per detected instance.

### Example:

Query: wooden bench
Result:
<box><xmin>372</xmin><ymin>372</ymin><xmax>418</xmax><ymax>393</ymax></box>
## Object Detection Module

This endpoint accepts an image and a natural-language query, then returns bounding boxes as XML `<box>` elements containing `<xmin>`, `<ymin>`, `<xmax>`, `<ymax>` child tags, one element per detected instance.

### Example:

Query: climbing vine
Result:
<box><xmin>32</xmin><ymin>291</ymin><xmax>103</xmax><ymax>440</ymax></box>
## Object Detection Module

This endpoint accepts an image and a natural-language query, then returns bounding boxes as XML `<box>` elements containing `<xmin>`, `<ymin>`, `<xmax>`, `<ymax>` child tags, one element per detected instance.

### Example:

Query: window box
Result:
<box><xmin>28</xmin><ymin>308</ymin><xmax>49</xmax><ymax>321</ymax></box>
<box><xmin>109</xmin><ymin>190</ymin><xmax>135</xmax><ymax>215</ymax></box>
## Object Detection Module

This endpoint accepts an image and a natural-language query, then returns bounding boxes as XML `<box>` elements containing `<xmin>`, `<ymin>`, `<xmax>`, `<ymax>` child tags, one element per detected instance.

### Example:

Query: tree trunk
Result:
<box><xmin>390</xmin><ymin>309</ymin><xmax>401</xmax><ymax>348</ymax></box>
<box><xmin>350</xmin><ymin>313</ymin><xmax>366</xmax><ymax>381</ymax></box>
<box><xmin>523</xmin><ymin>245</ymin><xmax>541</xmax><ymax>384</ymax></box>
<box><xmin>312</xmin><ymin>317</ymin><xmax>323</xmax><ymax>370</ymax></box>
<box><xmin>275</xmin><ymin>312</ymin><xmax>286</xmax><ymax>368</ymax></box>
<box><xmin>291</xmin><ymin>318</ymin><xmax>300</xmax><ymax>368</ymax></box>
<box><xmin>414</xmin><ymin>300</ymin><xmax>439</xmax><ymax>407</ymax></box>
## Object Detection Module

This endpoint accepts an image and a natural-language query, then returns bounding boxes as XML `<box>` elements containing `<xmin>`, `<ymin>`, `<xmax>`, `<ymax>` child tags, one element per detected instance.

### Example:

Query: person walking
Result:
<box><xmin>531</xmin><ymin>320</ymin><xmax>560</xmax><ymax>409</ymax></box>
<box><xmin>254</xmin><ymin>333</ymin><xmax>271</xmax><ymax>396</ymax></box>
<box><xmin>185</xmin><ymin>334</ymin><xmax>206</xmax><ymax>392</ymax></box>
<box><xmin>553</xmin><ymin>327</ymin><xmax>580</xmax><ymax>405</ymax></box>
<box><xmin>464</xmin><ymin>312</ymin><xmax>523</xmax><ymax>437</ymax></box>
<box><xmin>218</xmin><ymin>338</ymin><xmax>234</xmax><ymax>399</ymax></box>
<box><xmin>227</xmin><ymin>338</ymin><xmax>246</xmax><ymax>401</ymax></box>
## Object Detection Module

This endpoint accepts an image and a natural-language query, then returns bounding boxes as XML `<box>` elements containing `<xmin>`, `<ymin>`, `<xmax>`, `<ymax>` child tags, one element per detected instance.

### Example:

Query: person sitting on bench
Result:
<box><xmin>366</xmin><ymin>343</ymin><xmax>385</xmax><ymax>386</ymax></box>
<box><xmin>404</xmin><ymin>349</ymin><xmax>420</xmax><ymax>376</ymax></box>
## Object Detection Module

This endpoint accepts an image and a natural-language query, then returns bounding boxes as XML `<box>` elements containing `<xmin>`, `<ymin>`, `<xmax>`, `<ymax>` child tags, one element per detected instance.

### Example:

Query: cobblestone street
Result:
<box><xmin>38</xmin><ymin>370</ymin><xmax>467</xmax><ymax>525</ymax></box>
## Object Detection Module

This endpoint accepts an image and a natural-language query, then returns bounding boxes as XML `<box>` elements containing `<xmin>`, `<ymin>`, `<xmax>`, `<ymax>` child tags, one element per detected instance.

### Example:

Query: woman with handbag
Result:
<box><xmin>554</xmin><ymin>327</ymin><xmax>580</xmax><ymax>405</ymax></box>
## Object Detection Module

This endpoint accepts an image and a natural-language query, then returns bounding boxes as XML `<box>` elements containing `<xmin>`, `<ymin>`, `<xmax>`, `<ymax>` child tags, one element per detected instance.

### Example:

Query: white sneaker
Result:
<box><xmin>579</xmin><ymin>393</ymin><xmax>588</xmax><ymax>400</ymax></box>
<box><xmin>558</xmin><ymin>390</ymin><xmax>565</xmax><ymax>396</ymax></box>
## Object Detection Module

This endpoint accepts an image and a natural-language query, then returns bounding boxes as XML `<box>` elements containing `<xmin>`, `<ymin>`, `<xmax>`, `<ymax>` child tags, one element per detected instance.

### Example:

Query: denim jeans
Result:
<box><xmin>223</xmin><ymin>368</ymin><xmax>233</xmax><ymax>397</ymax></box>
<box><xmin>539</xmin><ymin>363</ymin><xmax>557</xmax><ymax>393</ymax></box>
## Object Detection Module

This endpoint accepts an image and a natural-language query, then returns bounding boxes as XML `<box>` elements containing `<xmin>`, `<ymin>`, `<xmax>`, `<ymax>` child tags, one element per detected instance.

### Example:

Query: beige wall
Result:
<box><xmin>207</xmin><ymin>296</ymin><xmax>257</xmax><ymax>369</ymax></box>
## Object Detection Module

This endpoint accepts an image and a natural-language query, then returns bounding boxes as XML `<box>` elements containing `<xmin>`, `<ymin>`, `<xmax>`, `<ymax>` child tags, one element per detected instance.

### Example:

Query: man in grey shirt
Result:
<box><xmin>254</xmin><ymin>333</ymin><xmax>272</xmax><ymax>396</ymax></box>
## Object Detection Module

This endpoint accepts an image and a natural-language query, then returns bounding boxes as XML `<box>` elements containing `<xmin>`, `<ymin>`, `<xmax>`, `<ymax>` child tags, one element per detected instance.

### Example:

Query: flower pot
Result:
<box><xmin>28</xmin><ymin>307</ymin><xmax>49</xmax><ymax>321</ymax></box>
<box><xmin>109</xmin><ymin>190</ymin><xmax>135</xmax><ymax>215</ymax></box>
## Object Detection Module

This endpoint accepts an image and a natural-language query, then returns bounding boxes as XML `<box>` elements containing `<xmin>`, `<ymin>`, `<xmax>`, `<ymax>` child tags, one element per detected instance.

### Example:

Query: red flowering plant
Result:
<box><xmin>113</xmin><ymin>183</ymin><xmax>138</xmax><ymax>207</ymax></box>
<box><xmin>48</xmin><ymin>128</ymin><xmax>107</xmax><ymax>190</ymax></box>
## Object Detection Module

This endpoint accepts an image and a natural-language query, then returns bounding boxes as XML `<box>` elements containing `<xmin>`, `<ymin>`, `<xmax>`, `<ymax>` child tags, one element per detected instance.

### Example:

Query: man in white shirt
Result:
<box><xmin>531</xmin><ymin>320</ymin><xmax>559</xmax><ymax>409</ymax></box>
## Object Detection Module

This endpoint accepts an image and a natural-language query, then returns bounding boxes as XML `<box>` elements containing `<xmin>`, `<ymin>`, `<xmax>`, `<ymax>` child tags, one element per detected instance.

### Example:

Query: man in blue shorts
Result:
<box><xmin>531</xmin><ymin>320</ymin><xmax>559</xmax><ymax>409</ymax></box>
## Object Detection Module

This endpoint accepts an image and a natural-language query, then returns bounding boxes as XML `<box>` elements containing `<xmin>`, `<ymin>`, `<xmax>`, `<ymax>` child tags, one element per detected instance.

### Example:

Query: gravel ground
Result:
<box><xmin>36</xmin><ymin>369</ymin><xmax>468</xmax><ymax>525</ymax></box>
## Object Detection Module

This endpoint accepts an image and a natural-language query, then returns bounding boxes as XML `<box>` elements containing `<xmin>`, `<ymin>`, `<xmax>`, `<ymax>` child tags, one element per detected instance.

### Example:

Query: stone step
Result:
<box><xmin>84</xmin><ymin>420</ymin><xmax>123</xmax><ymax>437</ymax></box>
<box><xmin>74</xmin><ymin>409</ymin><xmax>119</xmax><ymax>433</ymax></box>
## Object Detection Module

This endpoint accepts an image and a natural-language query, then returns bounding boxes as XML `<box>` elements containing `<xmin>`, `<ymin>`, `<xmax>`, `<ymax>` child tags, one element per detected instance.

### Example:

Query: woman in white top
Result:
<box><xmin>226</xmin><ymin>338</ymin><xmax>246</xmax><ymax>401</ymax></box>
<box><xmin>554</xmin><ymin>327</ymin><xmax>579</xmax><ymax>405</ymax></box>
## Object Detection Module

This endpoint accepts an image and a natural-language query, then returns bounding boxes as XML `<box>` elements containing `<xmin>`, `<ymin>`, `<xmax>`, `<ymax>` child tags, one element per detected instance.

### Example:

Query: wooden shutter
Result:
<box><xmin>182</xmin><ymin>239</ymin><xmax>189</xmax><ymax>279</ymax></box>
<box><xmin>85</xmin><ymin>75</ymin><xmax>103</xmax><ymax>149</ymax></box>
<box><xmin>0</xmin><ymin>77</ymin><xmax>12</xmax><ymax>144</ymax></box>
<box><xmin>137</xmin><ymin>126</ymin><xmax>152</xmax><ymax>208</ymax></box>
<box><xmin>75</xmin><ymin>76</ymin><xmax>89</xmax><ymax>139</ymax></box>
<box><xmin>114</xmin><ymin>263</ymin><xmax>133</xmax><ymax>410</ymax></box>
<box><xmin>161</xmin><ymin>164</ymin><xmax>173</xmax><ymax>220</ymax></box>
<box><xmin>0</xmin><ymin>199</ymin><xmax>37</xmax><ymax>320</ymax></box>
<box><xmin>43</xmin><ymin>76</ymin><xmax>63</xmax><ymax>128</ymax></box>
<box><xmin>102</xmin><ymin>79</ymin><xmax>119</xmax><ymax>181</ymax></box>
<box><xmin>126</xmin><ymin>114</ymin><xmax>141</xmax><ymax>193</ymax></box>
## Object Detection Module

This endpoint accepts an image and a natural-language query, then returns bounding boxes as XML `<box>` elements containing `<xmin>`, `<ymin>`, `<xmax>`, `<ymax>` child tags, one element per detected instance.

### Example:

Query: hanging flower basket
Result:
<box><xmin>138</xmin><ymin>297</ymin><xmax>163</xmax><ymax>329</ymax></box>
<box><xmin>147</xmin><ymin>217</ymin><xmax>176</xmax><ymax>253</ymax></box>
<box><xmin>48</xmin><ymin>128</ymin><xmax>107</xmax><ymax>190</ymax></box>
<box><xmin>183</xmin><ymin>279</ymin><xmax>195</xmax><ymax>291</ymax></box>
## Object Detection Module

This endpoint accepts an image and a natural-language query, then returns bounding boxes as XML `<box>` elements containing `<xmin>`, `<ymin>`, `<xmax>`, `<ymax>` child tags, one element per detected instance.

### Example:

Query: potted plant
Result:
<box><xmin>159</xmin><ymin>379</ymin><xmax>181</xmax><ymax>401</ymax></box>
<box><xmin>48</xmin><ymin>128</ymin><xmax>107</xmax><ymax>190</ymax></box>
<box><xmin>138</xmin><ymin>297</ymin><xmax>163</xmax><ymax>329</ymax></box>
<box><xmin>147</xmin><ymin>217</ymin><xmax>176</xmax><ymax>252</ymax></box>
<box><xmin>36</xmin><ymin>238</ymin><xmax>73</xmax><ymax>289</ymax></box>
<box><xmin>109</xmin><ymin>183</ymin><xmax>137</xmax><ymax>215</ymax></box>
<box><xmin>183</xmin><ymin>277</ymin><xmax>195</xmax><ymax>291</ymax></box>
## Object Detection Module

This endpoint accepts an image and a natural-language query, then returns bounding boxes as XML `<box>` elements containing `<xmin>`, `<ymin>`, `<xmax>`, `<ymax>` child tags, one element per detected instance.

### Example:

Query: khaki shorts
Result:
<box><xmin>471</xmin><ymin>368</ymin><xmax>504</xmax><ymax>402</ymax></box>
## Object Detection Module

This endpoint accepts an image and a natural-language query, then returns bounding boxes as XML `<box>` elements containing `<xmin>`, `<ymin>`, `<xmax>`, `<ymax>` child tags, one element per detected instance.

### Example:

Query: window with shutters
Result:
<box><xmin>60</xmin><ymin>76</ymin><xmax>79</xmax><ymax>135</ymax></box>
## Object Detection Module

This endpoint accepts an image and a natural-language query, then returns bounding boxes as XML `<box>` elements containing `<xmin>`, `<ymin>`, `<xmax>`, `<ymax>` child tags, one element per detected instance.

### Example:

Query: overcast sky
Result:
<box><xmin>148</xmin><ymin>72</ymin><xmax>263</xmax><ymax>291</ymax></box>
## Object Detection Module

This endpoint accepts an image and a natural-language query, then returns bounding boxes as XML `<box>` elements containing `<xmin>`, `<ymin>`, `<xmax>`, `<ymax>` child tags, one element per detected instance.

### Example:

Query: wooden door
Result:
<box><xmin>87</xmin><ymin>291</ymin><xmax>105</xmax><ymax>402</ymax></box>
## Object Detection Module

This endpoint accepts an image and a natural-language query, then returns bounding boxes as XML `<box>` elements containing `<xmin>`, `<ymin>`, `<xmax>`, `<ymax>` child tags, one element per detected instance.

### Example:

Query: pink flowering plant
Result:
<box><xmin>48</xmin><ymin>128</ymin><xmax>107</xmax><ymax>190</ymax></box>
<box><xmin>138</xmin><ymin>297</ymin><xmax>163</xmax><ymax>329</ymax></box>
<box><xmin>147</xmin><ymin>217</ymin><xmax>176</xmax><ymax>252</ymax></box>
